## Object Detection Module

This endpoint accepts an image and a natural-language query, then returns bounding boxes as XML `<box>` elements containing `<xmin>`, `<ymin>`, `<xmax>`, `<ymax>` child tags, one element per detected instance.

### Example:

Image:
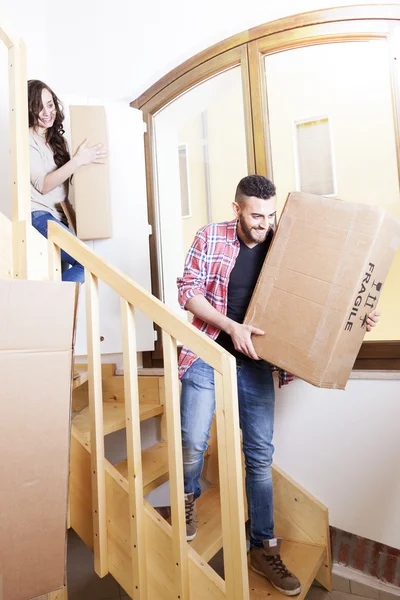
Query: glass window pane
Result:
<box><xmin>265</xmin><ymin>40</ymin><xmax>400</xmax><ymax>340</ymax></box>
<box><xmin>153</xmin><ymin>67</ymin><xmax>248</xmax><ymax>311</ymax></box>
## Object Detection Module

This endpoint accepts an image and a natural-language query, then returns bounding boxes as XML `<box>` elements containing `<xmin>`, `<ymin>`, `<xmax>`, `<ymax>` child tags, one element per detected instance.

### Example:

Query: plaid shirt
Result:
<box><xmin>177</xmin><ymin>219</ymin><xmax>294</xmax><ymax>387</ymax></box>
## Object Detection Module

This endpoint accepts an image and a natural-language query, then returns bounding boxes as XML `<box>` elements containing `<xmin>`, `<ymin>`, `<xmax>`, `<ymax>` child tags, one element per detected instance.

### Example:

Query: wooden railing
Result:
<box><xmin>1</xmin><ymin>24</ymin><xmax>32</xmax><ymax>279</ymax></box>
<box><xmin>2</xmin><ymin>20</ymin><xmax>248</xmax><ymax>597</ymax></box>
<box><xmin>48</xmin><ymin>221</ymin><xmax>250</xmax><ymax>600</ymax></box>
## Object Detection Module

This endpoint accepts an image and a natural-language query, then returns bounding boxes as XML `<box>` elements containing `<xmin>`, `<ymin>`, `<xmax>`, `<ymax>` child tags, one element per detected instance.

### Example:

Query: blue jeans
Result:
<box><xmin>31</xmin><ymin>210</ymin><xmax>85</xmax><ymax>283</ymax></box>
<box><xmin>181</xmin><ymin>357</ymin><xmax>275</xmax><ymax>547</ymax></box>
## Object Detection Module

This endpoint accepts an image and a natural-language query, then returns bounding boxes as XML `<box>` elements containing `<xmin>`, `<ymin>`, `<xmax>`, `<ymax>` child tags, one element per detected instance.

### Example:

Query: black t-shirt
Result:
<box><xmin>216</xmin><ymin>231</ymin><xmax>272</xmax><ymax>360</ymax></box>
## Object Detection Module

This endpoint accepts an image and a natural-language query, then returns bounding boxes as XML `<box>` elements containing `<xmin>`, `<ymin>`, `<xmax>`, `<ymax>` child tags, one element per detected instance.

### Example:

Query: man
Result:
<box><xmin>176</xmin><ymin>175</ymin><xmax>379</xmax><ymax>596</ymax></box>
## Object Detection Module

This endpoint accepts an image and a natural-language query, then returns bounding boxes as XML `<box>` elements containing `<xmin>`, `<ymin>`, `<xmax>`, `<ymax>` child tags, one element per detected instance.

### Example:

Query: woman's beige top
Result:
<box><xmin>29</xmin><ymin>128</ymin><xmax>67</xmax><ymax>219</ymax></box>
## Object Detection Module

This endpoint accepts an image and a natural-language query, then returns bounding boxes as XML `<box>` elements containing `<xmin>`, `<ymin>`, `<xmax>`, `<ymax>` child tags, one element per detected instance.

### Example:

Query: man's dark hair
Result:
<box><xmin>235</xmin><ymin>175</ymin><xmax>276</xmax><ymax>205</ymax></box>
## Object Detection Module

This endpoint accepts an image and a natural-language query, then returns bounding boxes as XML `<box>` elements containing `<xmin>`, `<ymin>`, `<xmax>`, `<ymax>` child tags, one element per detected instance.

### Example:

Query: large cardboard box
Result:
<box><xmin>0</xmin><ymin>280</ymin><xmax>78</xmax><ymax>600</ymax></box>
<box><xmin>245</xmin><ymin>192</ymin><xmax>400</xmax><ymax>389</ymax></box>
<box><xmin>70</xmin><ymin>105</ymin><xmax>111</xmax><ymax>240</ymax></box>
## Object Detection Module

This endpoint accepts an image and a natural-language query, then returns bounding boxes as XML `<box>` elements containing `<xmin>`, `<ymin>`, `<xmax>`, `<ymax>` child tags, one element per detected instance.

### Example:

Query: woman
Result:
<box><xmin>28</xmin><ymin>79</ymin><xmax>106</xmax><ymax>282</ymax></box>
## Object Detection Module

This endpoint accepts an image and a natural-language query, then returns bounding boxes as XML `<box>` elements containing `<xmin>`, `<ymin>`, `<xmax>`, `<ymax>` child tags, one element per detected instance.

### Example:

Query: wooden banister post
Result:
<box><xmin>162</xmin><ymin>331</ymin><xmax>190</xmax><ymax>600</ymax></box>
<box><xmin>85</xmin><ymin>269</ymin><xmax>109</xmax><ymax>576</ymax></box>
<box><xmin>215</xmin><ymin>354</ymin><xmax>249</xmax><ymax>600</ymax></box>
<box><xmin>48</xmin><ymin>237</ymin><xmax>62</xmax><ymax>281</ymax></box>
<box><xmin>8</xmin><ymin>38</ymin><xmax>31</xmax><ymax>279</ymax></box>
<box><xmin>121</xmin><ymin>299</ymin><xmax>148</xmax><ymax>599</ymax></box>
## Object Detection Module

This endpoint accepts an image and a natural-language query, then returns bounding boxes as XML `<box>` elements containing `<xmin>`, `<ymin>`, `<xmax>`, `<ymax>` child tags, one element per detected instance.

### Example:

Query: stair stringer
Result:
<box><xmin>0</xmin><ymin>212</ymin><xmax>13</xmax><ymax>278</ymax></box>
<box><xmin>70</xmin><ymin>427</ymin><xmax>227</xmax><ymax>600</ymax></box>
<box><xmin>272</xmin><ymin>464</ymin><xmax>332</xmax><ymax>591</ymax></box>
<box><xmin>69</xmin><ymin>428</ymin><xmax>94</xmax><ymax>550</ymax></box>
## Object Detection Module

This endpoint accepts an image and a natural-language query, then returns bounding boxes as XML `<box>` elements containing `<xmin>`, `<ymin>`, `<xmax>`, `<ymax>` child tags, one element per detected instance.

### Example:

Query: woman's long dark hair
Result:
<box><xmin>28</xmin><ymin>80</ymin><xmax>71</xmax><ymax>168</ymax></box>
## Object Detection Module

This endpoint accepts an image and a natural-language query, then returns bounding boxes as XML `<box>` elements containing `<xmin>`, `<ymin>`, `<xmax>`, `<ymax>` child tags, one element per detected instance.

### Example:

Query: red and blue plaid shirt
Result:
<box><xmin>177</xmin><ymin>219</ymin><xmax>294</xmax><ymax>387</ymax></box>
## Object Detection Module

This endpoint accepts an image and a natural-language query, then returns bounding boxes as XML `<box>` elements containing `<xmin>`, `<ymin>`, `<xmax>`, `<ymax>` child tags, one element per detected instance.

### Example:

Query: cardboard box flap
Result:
<box><xmin>0</xmin><ymin>280</ymin><xmax>77</xmax><ymax>351</ymax></box>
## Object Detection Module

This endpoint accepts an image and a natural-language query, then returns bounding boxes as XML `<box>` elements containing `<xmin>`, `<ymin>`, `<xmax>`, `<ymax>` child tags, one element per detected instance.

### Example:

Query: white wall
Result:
<box><xmin>0</xmin><ymin>0</ymin><xmax>154</xmax><ymax>354</ymax></box>
<box><xmin>274</xmin><ymin>375</ymin><xmax>400</xmax><ymax>549</ymax></box>
<box><xmin>0</xmin><ymin>0</ymin><xmax>137</xmax><ymax>216</ymax></box>
<box><xmin>131</xmin><ymin>0</ymin><xmax>388</xmax><ymax>99</ymax></box>
<box><xmin>71</xmin><ymin>103</ymin><xmax>154</xmax><ymax>355</ymax></box>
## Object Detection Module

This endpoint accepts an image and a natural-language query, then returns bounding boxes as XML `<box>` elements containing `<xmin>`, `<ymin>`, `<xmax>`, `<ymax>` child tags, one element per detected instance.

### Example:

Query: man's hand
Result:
<box><xmin>227</xmin><ymin>322</ymin><xmax>265</xmax><ymax>360</ymax></box>
<box><xmin>184</xmin><ymin>296</ymin><xmax>265</xmax><ymax>358</ymax></box>
<box><xmin>366</xmin><ymin>310</ymin><xmax>381</xmax><ymax>332</ymax></box>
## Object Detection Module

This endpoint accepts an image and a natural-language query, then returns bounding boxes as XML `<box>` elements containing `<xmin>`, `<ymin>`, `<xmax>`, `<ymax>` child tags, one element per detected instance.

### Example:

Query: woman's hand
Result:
<box><xmin>38</xmin><ymin>140</ymin><xmax>106</xmax><ymax>194</ymax></box>
<box><xmin>74</xmin><ymin>139</ymin><xmax>107</xmax><ymax>167</ymax></box>
<box><xmin>366</xmin><ymin>310</ymin><xmax>381</xmax><ymax>332</ymax></box>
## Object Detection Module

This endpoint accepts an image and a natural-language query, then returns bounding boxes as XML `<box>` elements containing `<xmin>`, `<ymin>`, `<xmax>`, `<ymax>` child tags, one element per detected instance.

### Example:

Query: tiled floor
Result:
<box><xmin>67</xmin><ymin>529</ymin><xmax>376</xmax><ymax>600</ymax></box>
<box><xmin>307</xmin><ymin>588</ymin><xmax>370</xmax><ymax>600</ymax></box>
<box><xmin>67</xmin><ymin>530</ymin><xmax>126</xmax><ymax>599</ymax></box>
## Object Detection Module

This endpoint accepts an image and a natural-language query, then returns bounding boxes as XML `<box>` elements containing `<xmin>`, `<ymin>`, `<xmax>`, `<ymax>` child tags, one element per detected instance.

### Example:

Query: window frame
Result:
<box><xmin>132</xmin><ymin>5</ymin><xmax>400</xmax><ymax>368</ymax></box>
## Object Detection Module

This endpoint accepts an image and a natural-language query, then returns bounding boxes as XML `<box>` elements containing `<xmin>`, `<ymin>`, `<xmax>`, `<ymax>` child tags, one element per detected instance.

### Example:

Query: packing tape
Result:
<box><xmin>308</xmin><ymin>208</ymin><xmax>358</xmax><ymax>365</ymax></box>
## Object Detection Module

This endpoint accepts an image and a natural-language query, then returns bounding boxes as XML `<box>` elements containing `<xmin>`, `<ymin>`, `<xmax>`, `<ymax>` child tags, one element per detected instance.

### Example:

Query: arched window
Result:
<box><xmin>133</xmin><ymin>6</ymin><xmax>400</xmax><ymax>369</ymax></box>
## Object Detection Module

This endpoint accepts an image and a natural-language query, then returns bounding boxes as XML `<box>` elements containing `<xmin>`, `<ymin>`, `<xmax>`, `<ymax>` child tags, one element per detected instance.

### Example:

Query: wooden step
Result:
<box><xmin>137</xmin><ymin>367</ymin><xmax>164</xmax><ymax>377</ymax></box>
<box><xmin>71</xmin><ymin>364</ymin><xmax>165</xmax><ymax>412</ymax></box>
<box><xmin>72</xmin><ymin>402</ymin><xmax>164</xmax><ymax>440</ymax></box>
<box><xmin>114</xmin><ymin>440</ymin><xmax>169</xmax><ymax>496</ymax></box>
<box><xmin>111</xmin><ymin>468</ymin><xmax>223</xmax><ymax>558</ymax></box>
<box><xmin>72</xmin><ymin>369</ymin><xmax>88</xmax><ymax>390</ymax></box>
<box><xmin>191</xmin><ymin>485</ymin><xmax>222</xmax><ymax>562</ymax></box>
<box><xmin>249</xmin><ymin>540</ymin><xmax>326</xmax><ymax>600</ymax></box>
<box><xmin>190</xmin><ymin>486</ymin><xmax>326</xmax><ymax>600</ymax></box>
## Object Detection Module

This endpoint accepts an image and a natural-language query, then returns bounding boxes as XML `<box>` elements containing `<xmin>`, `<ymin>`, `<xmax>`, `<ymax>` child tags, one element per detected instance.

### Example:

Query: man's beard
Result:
<box><xmin>239</xmin><ymin>216</ymin><xmax>270</xmax><ymax>245</ymax></box>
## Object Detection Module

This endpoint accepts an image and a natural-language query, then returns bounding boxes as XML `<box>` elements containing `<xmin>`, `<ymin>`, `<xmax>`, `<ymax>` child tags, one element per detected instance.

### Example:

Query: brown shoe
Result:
<box><xmin>250</xmin><ymin>538</ymin><xmax>302</xmax><ymax>596</ymax></box>
<box><xmin>184</xmin><ymin>493</ymin><xmax>197</xmax><ymax>541</ymax></box>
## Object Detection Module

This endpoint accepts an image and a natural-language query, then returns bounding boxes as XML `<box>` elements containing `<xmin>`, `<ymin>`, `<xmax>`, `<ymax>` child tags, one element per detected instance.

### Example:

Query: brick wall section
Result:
<box><xmin>330</xmin><ymin>527</ymin><xmax>400</xmax><ymax>587</ymax></box>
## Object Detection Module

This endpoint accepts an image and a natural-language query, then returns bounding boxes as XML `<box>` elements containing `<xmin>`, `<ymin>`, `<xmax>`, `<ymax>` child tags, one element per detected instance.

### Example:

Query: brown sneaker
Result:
<box><xmin>184</xmin><ymin>492</ymin><xmax>197</xmax><ymax>541</ymax></box>
<box><xmin>250</xmin><ymin>538</ymin><xmax>302</xmax><ymax>596</ymax></box>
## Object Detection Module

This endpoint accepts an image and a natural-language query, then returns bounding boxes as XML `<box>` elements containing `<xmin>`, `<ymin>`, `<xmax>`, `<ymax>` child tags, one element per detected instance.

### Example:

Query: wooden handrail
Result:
<box><xmin>48</xmin><ymin>220</ymin><xmax>250</xmax><ymax>599</ymax></box>
<box><xmin>0</xmin><ymin>24</ymin><xmax>17</xmax><ymax>48</ymax></box>
<box><xmin>47</xmin><ymin>221</ymin><xmax>226</xmax><ymax>373</ymax></box>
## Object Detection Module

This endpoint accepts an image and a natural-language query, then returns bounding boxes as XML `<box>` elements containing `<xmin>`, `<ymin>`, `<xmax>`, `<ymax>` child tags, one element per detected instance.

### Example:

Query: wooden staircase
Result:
<box><xmin>70</xmin><ymin>362</ymin><xmax>332</xmax><ymax>600</ymax></box>
<box><xmin>0</xmin><ymin>204</ymin><xmax>333</xmax><ymax>599</ymax></box>
<box><xmin>2</xmin><ymin>20</ymin><xmax>333</xmax><ymax>600</ymax></box>
<box><xmin>0</xmin><ymin>205</ymin><xmax>333</xmax><ymax>598</ymax></box>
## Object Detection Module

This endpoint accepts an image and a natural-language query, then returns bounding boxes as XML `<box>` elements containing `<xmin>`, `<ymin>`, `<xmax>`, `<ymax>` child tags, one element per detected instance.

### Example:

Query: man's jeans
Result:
<box><xmin>181</xmin><ymin>357</ymin><xmax>275</xmax><ymax>547</ymax></box>
<box><xmin>32</xmin><ymin>210</ymin><xmax>85</xmax><ymax>283</ymax></box>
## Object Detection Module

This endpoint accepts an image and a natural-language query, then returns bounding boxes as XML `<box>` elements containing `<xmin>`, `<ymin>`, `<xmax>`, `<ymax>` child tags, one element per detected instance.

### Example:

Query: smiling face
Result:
<box><xmin>233</xmin><ymin>195</ymin><xmax>277</xmax><ymax>247</ymax></box>
<box><xmin>37</xmin><ymin>88</ymin><xmax>56</xmax><ymax>132</ymax></box>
